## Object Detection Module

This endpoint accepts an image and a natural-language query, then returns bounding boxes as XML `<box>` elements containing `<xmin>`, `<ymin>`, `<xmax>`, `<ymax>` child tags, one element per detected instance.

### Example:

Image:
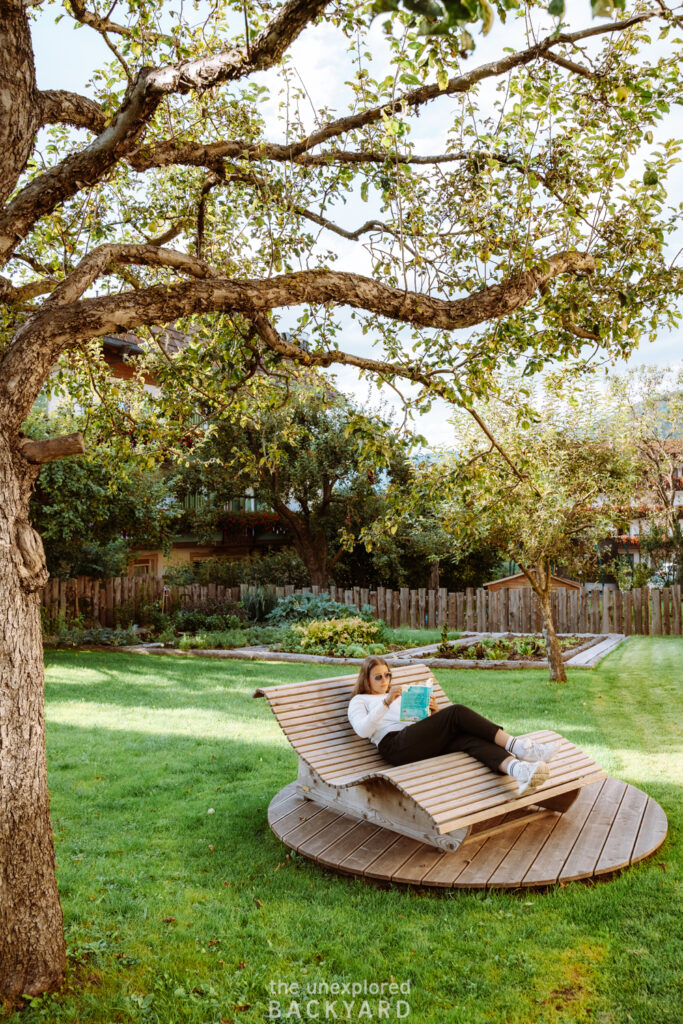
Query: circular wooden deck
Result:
<box><xmin>268</xmin><ymin>778</ymin><xmax>667</xmax><ymax>889</ymax></box>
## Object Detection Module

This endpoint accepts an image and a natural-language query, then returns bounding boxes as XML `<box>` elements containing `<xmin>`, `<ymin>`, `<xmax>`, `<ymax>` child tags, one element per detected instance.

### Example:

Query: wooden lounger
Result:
<box><xmin>254</xmin><ymin>665</ymin><xmax>606</xmax><ymax>853</ymax></box>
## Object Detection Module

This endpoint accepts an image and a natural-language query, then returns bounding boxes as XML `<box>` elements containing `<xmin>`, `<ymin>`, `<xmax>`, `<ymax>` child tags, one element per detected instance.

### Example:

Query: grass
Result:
<box><xmin>9</xmin><ymin>637</ymin><xmax>680</xmax><ymax>1023</ymax></box>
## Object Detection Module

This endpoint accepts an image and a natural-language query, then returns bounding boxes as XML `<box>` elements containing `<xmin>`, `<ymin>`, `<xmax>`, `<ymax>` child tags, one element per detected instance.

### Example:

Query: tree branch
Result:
<box><xmin>17</xmin><ymin>431</ymin><xmax>85</xmax><ymax>463</ymax></box>
<box><xmin>129</xmin><ymin>14</ymin><xmax>656</xmax><ymax>175</ymax></box>
<box><xmin>45</xmin><ymin>242</ymin><xmax>220</xmax><ymax>308</ymax></box>
<box><xmin>0</xmin><ymin>0</ymin><xmax>331</xmax><ymax>265</ymax></box>
<box><xmin>37</xmin><ymin>89</ymin><xmax>108</xmax><ymax>133</ymax></box>
<box><xmin>0</xmin><ymin>248</ymin><xmax>595</xmax><ymax>432</ymax></box>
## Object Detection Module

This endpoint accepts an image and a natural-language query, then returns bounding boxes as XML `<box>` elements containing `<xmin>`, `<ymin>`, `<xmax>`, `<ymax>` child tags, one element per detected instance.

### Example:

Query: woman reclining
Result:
<box><xmin>348</xmin><ymin>656</ymin><xmax>559</xmax><ymax>795</ymax></box>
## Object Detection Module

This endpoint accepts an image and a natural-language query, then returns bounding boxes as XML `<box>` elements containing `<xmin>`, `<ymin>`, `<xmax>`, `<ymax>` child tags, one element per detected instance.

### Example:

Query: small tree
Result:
<box><xmin>609</xmin><ymin>367</ymin><xmax>683</xmax><ymax>583</ymax></box>
<box><xmin>169</xmin><ymin>382</ymin><xmax>411</xmax><ymax>587</ymax></box>
<box><xmin>399</xmin><ymin>388</ymin><xmax>637</xmax><ymax>680</ymax></box>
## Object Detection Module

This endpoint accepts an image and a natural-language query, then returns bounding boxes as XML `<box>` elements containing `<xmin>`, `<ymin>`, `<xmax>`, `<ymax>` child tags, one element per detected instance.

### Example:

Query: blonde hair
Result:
<box><xmin>351</xmin><ymin>656</ymin><xmax>391</xmax><ymax>697</ymax></box>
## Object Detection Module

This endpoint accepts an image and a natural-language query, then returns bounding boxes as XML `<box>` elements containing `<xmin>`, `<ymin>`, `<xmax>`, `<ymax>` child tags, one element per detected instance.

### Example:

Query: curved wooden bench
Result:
<box><xmin>254</xmin><ymin>665</ymin><xmax>606</xmax><ymax>853</ymax></box>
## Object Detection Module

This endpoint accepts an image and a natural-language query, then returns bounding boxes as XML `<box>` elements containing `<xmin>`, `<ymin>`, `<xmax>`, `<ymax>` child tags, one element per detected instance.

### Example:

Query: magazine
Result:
<box><xmin>399</xmin><ymin>683</ymin><xmax>433</xmax><ymax>722</ymax></box>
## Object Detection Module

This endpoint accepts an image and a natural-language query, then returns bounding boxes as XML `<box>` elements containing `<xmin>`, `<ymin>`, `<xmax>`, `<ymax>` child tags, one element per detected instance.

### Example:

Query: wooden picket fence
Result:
<box><xmin>40</xmin><ymin>576</ymin><xmax>683</xmax><ymax>637</ymax></box>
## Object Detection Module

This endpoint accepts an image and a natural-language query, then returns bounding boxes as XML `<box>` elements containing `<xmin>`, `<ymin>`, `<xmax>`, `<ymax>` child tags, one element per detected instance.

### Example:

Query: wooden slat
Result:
<box><xmin>391</xmin><ymin>843</ymin><xmax>447</xmax><ymax>884</ymax></box>
<box><xmin>630</xmin><ymin>797</ymin><xmax>668</xmax><ymax>863</ymax></box>
<box><xmin>302</xmin><ymin>814</ymin><xmax>366</xmax><ymax>861</ymax></box>
<box><xmin>315</xmin><ymin>820</ymin><xmax>382</xmax><ymax>869</ymax></box>
<box><xmin>280</xmin><ymin>807</ymin><xmax>342</xmax><ymax>847</ymax></box>
<box><xmin>364</xmin><ymin>835</ymin><xmax>424</xmax><ymax>879</ymax></box>
<box><xmin>275</xmin><ymin>803</ymin><xmax>329</xmax><ymax>838</ymax></box>
<box><xmin>522</xmin><ymin>782</ymin><xmax>604</xmax><ymax>886</ymax></box>
<box><xmin>419</xmin><ymin>836</ymin><xmax>489</xmax><ymax>887</ymax></box>
<box><xmin>268</xmin><ymin>791</ymin><xmax>304</xmax><ymax>825</ymax></box>
<box><xmin>340</xmin><ymin>830</ymin><xmax>404</xmax><ymax>874</ymax></box>
<box><xmin>436</xmin><ymin>774</ymin><xmax>606</xmax><ymax>834</ymax></box>
<box><xmin>486</xmin><ymin>812</ymin><xmax>562</xmax><ymax>888</ymax></box>
<box><xmin>559</xmin><ymin>777</ymin><xmax>627</xmax><ymax>881</ymax></box>
<box><xmin>594</xmin><ymin>785</ymin><xmax>649</xmax><ymax>875</ymax></box>
<box><xmin>451</xmin><ymin>825</ymin><xmax>528</xmax><ymax>887</ymax></box>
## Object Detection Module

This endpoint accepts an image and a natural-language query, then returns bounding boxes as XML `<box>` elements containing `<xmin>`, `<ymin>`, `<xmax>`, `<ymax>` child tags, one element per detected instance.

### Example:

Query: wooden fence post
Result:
<box><xmin>476</xmin><ymin>588</ymin><xmax>486</xmax><ymax>632</ymax></box>
<box><xmin>642</xmin><ymin>586</ymin><xmax>650</xmax><ymax>635</ymax></box>
<box><xmin>623</xmin><ymin>590</ymin><xmax>632</xmax><ymax>635</ymax></box>
<box><xmin>456</xmin><ymin>592</ymin><xmax>464</xmax><ymax>631</ymax></box>
<box><xmin>465</xmin><ymin>589</ymin><xmax>474</xmax><ymax>632</ymax></box>
<box><xmin>447</xmin><ymin>593</ymin><xmax>456</xmax><ymax>630</ymax></box>
<box><xmin>601</xmin><ymin>588</ymin><xmax>611</xmax><ymax>634</ymax></box>
<box><xmin>407</xmin><ymin>590</ymin><xmax>415</xmax><ymax>629</ymax></box>
<box><xmin>614</xmin><ymin>588</ymin><xmax>623</xmax><ymax>635</ymax></box>
<box><xmin>427</xmin><ymin>589</ymin><xmax>436</xmax><ymax>629</ymax></box>
<box><xmin>672</xmin><ymin>584</ymin><xmax>682</xmax><ymax>635</ymax></box>
<box><xmin>651</xmin><ymin>588</ymin><xmax>662</xmax><ymax>636</ymax></box>
<box><xmin>400</xmin><ymin>588</ymin><xmax>409</xmax><ymax>627</ymax></box>
<box><xmin>438</xmin><ymin>588</ymin><xmax>448</xmax><ymax>629</ymax></box>
<box><xmin>417</xmin><ymin>588</ymin><xmax>426</xmax><ymax>630</ymax></box>
<box><xmin>661</xmin><ymin>587</ymin><xmax>671</xmax><ymax>636</ymax></box>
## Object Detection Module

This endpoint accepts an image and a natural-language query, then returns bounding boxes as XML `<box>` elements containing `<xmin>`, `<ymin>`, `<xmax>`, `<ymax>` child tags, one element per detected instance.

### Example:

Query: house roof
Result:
<box><xmin>484</xmin><ymin>572</ymin><xmax>580</xmax><ymax>589</ymax></box>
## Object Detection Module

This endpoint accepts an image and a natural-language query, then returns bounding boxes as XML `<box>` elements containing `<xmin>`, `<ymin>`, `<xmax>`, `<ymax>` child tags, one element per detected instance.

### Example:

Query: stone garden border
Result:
<box><xmin>111</xmin><ymin>632</ymin><xmax>626</xmax><ymax>670</ymax></box>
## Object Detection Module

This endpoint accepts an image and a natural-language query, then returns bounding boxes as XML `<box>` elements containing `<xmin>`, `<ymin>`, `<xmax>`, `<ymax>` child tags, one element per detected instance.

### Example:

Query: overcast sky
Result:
<box><xmin>29</xmin><ymin>2</ymin><xmax>682</xmax><ymax>442</ymax></box>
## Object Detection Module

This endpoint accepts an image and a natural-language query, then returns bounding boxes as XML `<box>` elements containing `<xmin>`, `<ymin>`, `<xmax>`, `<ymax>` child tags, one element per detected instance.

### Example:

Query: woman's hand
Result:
<box><xmin>428</xmin><ymin>694</ymin><xmax>439</xmax><ymax>716</ymax></box>
<box><xmin>383</xmin><ymin>684</ymin><xmax>403</xmax><ymax>707</ymax></box>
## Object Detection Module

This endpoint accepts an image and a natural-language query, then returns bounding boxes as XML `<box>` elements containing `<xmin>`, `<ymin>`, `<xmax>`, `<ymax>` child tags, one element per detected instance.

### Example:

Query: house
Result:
<box><xmin>49</xmin><ymin>328</ymin><xmax>292</xmax><ymax>578</ymax></box>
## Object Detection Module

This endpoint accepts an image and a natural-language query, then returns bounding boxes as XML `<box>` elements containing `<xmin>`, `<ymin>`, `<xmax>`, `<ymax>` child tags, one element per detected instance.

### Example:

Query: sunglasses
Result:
<box><xmin>371</xmin><ymin>671</ymin><xmax>392</xmax><ymax>679</ymax></box>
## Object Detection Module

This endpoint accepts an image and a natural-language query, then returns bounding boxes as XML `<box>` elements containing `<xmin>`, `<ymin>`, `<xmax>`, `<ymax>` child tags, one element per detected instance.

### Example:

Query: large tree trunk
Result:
<box><xmin>0</xmin><ymin>1</ymin><xmax>39</xmax><ymax>206</ymax></box>
<box><xmin>295</xmin><ymin>531</ymin><xmax>330</xmax><ymax>589</ymax></box>
<box><xmin>0</xmin><ymin>434</ymin><xmax>66</xmax><ymax>999</ymax></box>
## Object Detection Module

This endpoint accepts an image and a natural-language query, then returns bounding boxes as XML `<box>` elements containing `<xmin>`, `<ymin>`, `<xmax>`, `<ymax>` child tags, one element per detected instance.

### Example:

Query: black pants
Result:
<box><xmin>377</xmin><ymin>704</ymin><xmax>506</xmax><ymax>773</ymax></box>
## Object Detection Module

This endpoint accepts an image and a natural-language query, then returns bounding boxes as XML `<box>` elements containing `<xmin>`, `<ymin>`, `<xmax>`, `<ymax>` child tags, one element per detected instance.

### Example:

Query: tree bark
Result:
<box><xmin>0</xmin><ymin>433</ymin><xmax>66</xmax><ymax>999</ymax></box>
<box><xmin>0</xmin><ymin>2</ymin><xmax>38</xmax><ymax>206</ymax></box>
<box><xmin>534</xmin><ymin>562</ymin><xmax>567</xmax><ymax>683</ymax></box>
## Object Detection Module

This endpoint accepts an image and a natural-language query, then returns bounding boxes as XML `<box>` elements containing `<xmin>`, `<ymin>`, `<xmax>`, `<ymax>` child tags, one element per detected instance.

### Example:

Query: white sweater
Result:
<box><xmin>347</xmin><ymin>692</ymin><xmax>406</xmax><ymax>747</ymax></box>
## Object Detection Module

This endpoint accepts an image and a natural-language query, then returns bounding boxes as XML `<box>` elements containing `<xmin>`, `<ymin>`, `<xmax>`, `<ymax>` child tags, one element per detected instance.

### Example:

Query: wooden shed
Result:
<box><xmin>484</xmin><ymin>572</ymin><xmax>581</xmax><ymax>593</ymax></box>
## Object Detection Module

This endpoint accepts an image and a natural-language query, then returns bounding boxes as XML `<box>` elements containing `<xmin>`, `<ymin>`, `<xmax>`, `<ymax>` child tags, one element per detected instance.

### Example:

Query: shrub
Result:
<box><xmin>177</xmin><ymin>625</ymin><xmax>281</xmax><ymax>650</ymax></box>
<box><xmin>267</xmin><ymin>593</ymin><xmax>374</xmax><ymax>625</ymax></box>
<box><xmin>44</xmin><ymin>625</ymin><xmax>139</xmax><ymax>649</ymax></box>
<box><xmin>241</xmin><ymin>585</ymin><xmax>279</xmax><ymax>622</ymax></box>
<box><xmin>163</xmin><ymin>550</ymin><xmax>310</xmax><ymax>588</ymax></box>
<box><xmin>280</xmin><ymin>617</ymin><xmax>388</xmax><ymax>657</ymax></box>
<box><xmin>172</xmin><ymin>600</ymin><xmax>245</xmax><ymax>634</ymax></box>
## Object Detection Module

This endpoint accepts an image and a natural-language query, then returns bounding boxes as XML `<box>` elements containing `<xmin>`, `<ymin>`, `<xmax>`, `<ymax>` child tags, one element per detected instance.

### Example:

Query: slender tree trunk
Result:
<box><xmin>0</xmin><ymin>434</ymin><xmax>66</xmax><ymax>999</ymax></box>
<box><xmin>534</xmin><ymin>561</ymin><xmax>567</xmax><ymax>683</ymax></box>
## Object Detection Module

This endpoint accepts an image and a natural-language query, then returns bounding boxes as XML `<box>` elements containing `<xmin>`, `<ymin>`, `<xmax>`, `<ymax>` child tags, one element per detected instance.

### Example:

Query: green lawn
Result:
<box><xmin>11</xmin><ymin>638</ymin><xmax>680</xmax><ymax>1023</ymax></box>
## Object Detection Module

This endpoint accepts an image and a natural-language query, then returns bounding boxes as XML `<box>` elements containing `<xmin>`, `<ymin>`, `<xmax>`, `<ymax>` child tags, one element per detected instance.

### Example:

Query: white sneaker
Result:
<box><xmin>514</xmin><ymin>738</ymin><xmax>560</xmax><ymax>764</ymax></box>
<box><xmin>508</xmin><ymin>760</ymin><xmax>549</xmax><ymax>796</ymax></box>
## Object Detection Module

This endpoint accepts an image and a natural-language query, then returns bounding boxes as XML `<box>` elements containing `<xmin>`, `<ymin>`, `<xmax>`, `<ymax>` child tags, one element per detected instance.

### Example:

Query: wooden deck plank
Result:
<box><xmin>364</xmin><ymin>835</ymin><xmax>424</xmax><ymax>879</ymax></box>
<box><xmin>273</xmin><ymin>802</ymin><xmax>328</xmax><ymax>837</ymax></box>
<box><xmin>630</xmin><ymin>797</ymin><xmax>669</xmax><ymax>864</ymax></box>
<box><xmin>486</xmin><ymin>812</ymin><xmax>562</xmax><ymax>888</ymax></box>
<box><xmin>594</xmin><ymin>785</ymin><xmax>649</xmax><ymax>875</ymax></box>
<box><xmin>315</xmin><ymin>820</ymin><xmax>383</xmax><ymax>869</ymax></box>
<box><xmin>391</xmin><ymin>843</ymin><xmax>447</xmax><ymax>884</ymax></box>
<box><xmin>419</xmin><ymin>837</ymin><xmax>490</xmax><ymax>887</ymax></box>
<box><xmin>301</xmin><ymin>815</ymin><xmax>368</xmax><ymax>862</ymax></box>
<box><xmin>451</xmin><ymin>825</ymin><xmax>528</xmax><ymax>887</ymax></box>
<box><xmin>522</xmin><ymin>782</ymin><xmax>604</xmax><ymax>886</ymax></box>
<box><xmin>559</xmin><ymin>777</ymin><xmax>627</xmax><ymax>881</ymax></box>
<box><xmin>339</xmin><ymin>828</ymin><xmax>402</xmax><ymax>874</ymax></box>
<box><xmin>279</xmin><ymin>806</ymin><xmax>341</xmax><ymax>847</ymax></box>
<box><xmin>268</xmin><ymin>791</ymin><xmax>304</xmax><ymax>825</ymax></box>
